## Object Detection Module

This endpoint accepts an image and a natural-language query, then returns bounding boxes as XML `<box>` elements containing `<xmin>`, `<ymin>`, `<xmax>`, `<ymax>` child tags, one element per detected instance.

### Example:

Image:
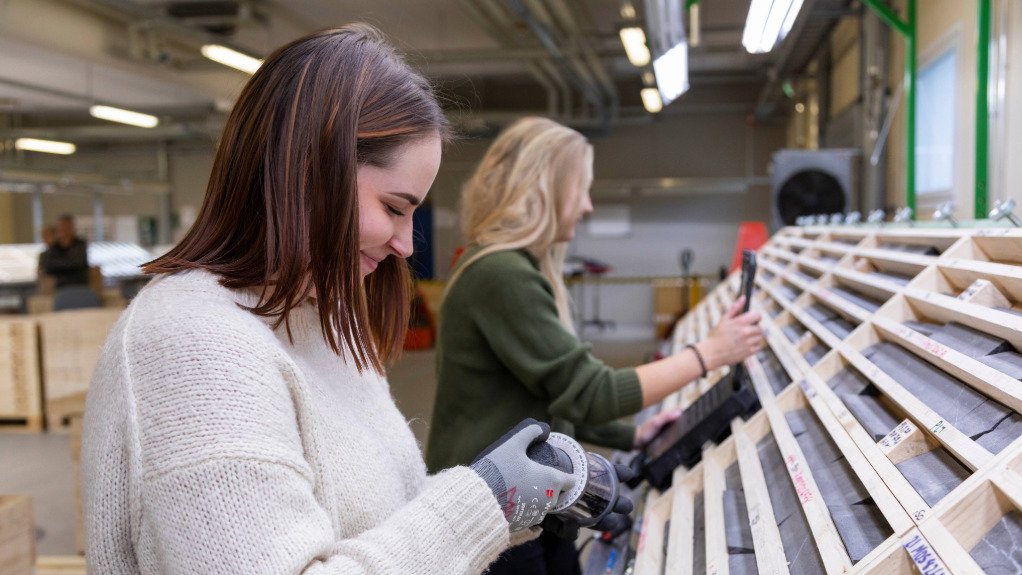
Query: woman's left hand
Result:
<box><xmin>633</xmin><ymin>406</ymin><xmax>684</xmax><ymax>449</ymax></box>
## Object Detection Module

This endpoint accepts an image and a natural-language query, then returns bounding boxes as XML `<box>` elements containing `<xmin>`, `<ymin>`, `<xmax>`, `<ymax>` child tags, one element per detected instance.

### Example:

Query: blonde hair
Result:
<box><xmin>449</xmin><ymin>117</ymin><xmax>593</xmax><ymax>329</ymax></box>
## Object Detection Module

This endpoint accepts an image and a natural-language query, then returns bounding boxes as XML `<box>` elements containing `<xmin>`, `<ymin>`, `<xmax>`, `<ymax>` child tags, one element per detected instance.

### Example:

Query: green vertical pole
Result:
<box><xmin>975</xmin><ymin>0</ymin><xmax>991</xmax><ymax>218</ymax></box>
<box><xmin>907</xmin><ymin>0</ymin><xmax>916</xmax><ymax>217</ymax></box>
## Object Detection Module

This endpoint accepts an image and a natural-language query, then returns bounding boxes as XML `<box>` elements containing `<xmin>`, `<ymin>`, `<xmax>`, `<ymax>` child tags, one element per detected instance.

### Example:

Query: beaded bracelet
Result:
<box><xmin>686</xmin><ymin>343</ymin><xmax>708</xmax><ymax>378</ymax></box>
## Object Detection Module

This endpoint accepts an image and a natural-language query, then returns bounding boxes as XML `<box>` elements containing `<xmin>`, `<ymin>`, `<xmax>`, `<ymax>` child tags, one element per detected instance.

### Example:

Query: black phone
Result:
<box><xmin>738</xmin><ymin>249</ymin><xmax>756</xmax><ymax>312</ymax></box>
<box><xmin>731</xmin><ymin>250</ymin><xmax>757</xmax><ymax>390</ymax></box>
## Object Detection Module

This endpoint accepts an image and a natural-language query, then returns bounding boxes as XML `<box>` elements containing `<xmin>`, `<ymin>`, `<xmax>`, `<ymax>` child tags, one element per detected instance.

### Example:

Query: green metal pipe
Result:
<box><xmin>975</xmin><ymin>0</ymin><xmax>991</xmax><ymax>219</ymax></box>
<box><xmin>861</xmin><ymin>0</ymin><xmax>911</xmax><ymax>36</ymax></box>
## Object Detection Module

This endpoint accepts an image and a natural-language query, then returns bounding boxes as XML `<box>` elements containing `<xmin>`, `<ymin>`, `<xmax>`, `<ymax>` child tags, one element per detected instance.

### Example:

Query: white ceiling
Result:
<box><xmin>0</xmin><ymin>0</ymin><xmax>762</xmax><ymax>135</ymax></box>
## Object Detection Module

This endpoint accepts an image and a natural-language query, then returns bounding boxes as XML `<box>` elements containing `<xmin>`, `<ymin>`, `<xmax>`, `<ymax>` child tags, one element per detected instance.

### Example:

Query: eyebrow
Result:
<box><xmin>388</xmin><ymin>192</ymin><xmax>421</xmax><ymax>206</ymax></box>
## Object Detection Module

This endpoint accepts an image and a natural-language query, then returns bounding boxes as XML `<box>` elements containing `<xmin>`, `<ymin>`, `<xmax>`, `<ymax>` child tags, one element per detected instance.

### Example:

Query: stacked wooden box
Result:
<box><xmin>632</xmin><ymin>225</ymin><xmax>1022</xmax><ymax>574</ymax></box>
<box><xmin>0</xmin><ymin>496</ymin><xmax>34</xmax><ymax>575</ymax></box>
<box><xmin>0</xmin><ymin>307</ymin><xmax>122</xmax><ymax>432</ymax></box>
<box><xmin>0</xmin><ymin>319</ymin><xmax>42</xmax><ymax>431</ymax></box>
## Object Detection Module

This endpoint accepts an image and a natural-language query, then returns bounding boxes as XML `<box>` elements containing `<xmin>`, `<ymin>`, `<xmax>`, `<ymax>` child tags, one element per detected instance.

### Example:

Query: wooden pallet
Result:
<box><xmin>633</xmin><ymin>225</ymin><xmax>1022</xmax><ymax>574</ymax></box>
<box><xmin>0</xmin><ymin>317</ymin><xmax>43</xmax><ymax>432</ymax></box>
<box><xmin>0</xmin><ymin>495</ymin><xmax>34</xmax><ymax>575</ymax></box>
<box><xmin>37</xmin><ymin>308</ymin><xmax>121</xmax><ymax>431</ymax></box>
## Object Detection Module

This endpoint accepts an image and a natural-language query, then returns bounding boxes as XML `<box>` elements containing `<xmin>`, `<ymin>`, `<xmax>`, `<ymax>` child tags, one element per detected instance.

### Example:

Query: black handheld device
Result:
<box><xmin>738</xmin><ymin>249</ymin><xmax>756</xmax><ymax>313</ymax></box>
<box><xmin>730</xmin><ymin>250</ymin><xmax>757</xmax><ymax>389</ymax></box>
<box><xmin>628</xmin><ymin>249</ymin><xmax>761</xmax><ymax>490</ymax></box>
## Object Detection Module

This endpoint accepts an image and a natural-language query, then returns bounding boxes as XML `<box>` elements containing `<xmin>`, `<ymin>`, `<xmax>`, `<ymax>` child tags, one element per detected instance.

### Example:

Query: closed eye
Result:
<box><xmin>386</xmin><ymin>204</ymin><xmax>406</xmax><ymax>217</ymax></box>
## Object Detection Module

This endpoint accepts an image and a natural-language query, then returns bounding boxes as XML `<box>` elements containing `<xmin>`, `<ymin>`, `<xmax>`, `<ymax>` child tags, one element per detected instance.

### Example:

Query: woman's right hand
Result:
<box><xmin>469</xmin><ymin>419</ymin><xmax>576</xmax><ymax>533</ymax></box>
<box><xmin>701</xmin><ymin>295</ymin><xmax>764</xmax><ymax>368</ymax></box>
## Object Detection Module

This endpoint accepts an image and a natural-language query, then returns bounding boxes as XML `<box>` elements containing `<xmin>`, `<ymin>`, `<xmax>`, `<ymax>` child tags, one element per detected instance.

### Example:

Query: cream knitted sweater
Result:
<box><xmin>81</xmin><ymin>269</ymin><xmax>509</xmax><ymax>574</ymax></box>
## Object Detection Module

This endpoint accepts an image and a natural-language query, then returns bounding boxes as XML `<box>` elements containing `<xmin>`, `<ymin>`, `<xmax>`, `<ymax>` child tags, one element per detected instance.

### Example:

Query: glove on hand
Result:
<box><xmin>470</xmin><ymin>419</ymin><xmax>576</xmax><ymax>532</ymax></box>
<box><xmin>541</xmin><ymin>463</ymin><xmax>636</xmax><ymax>540</ymax></box>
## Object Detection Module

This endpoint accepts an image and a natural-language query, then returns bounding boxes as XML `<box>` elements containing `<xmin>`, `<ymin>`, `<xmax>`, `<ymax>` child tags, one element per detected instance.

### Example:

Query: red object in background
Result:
<box><xmin>404</xmin><ymin>287</ymin><xmax>435</xmax><ymax>350</ymax></box>
<box><xmin>449</xmin><ymin>246</ymin><xmax>465</xmax><ymax>271</ymax></box>
<box><xmin>730</xmin><ymin>221</ymin><xmax>769</xmax><ymax>271</ymax></box>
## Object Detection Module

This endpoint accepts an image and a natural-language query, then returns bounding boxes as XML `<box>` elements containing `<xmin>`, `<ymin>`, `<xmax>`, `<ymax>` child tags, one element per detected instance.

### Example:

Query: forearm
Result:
<box><xmin>634</xmin><ymin>342</ymin><xmax>724</xmax><ymax>408</ymax></box>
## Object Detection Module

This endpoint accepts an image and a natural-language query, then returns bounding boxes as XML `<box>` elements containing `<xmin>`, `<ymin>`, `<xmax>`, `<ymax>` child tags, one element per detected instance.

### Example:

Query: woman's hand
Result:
<box><xmin>700</xmin><ymin>296</ymin><xmax>764</xmax><ymax>369</ymax></box>
<box><xmin>633</xmin><ymin>406</ymin><xmax>684</xmax><ymax>449</ymax></box>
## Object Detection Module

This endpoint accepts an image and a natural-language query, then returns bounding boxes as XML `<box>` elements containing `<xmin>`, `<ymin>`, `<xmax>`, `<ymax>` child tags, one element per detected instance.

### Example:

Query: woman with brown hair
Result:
<box><xmin>81</xmin><ymin>25</ymin><xmax>574</xmax><ymax>574</ymax></box>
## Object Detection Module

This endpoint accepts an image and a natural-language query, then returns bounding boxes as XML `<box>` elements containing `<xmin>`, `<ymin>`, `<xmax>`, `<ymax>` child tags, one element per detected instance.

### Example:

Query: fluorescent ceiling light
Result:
<box><xmin>201</xmin><ymin>44</ymin><xmax>262</xmax><ymax>74</ymax></box>
<box><xmin>653</xmin><ymin>42</ymin><xmax>689</xmax><ymax>105</ymax></box>
<box><xmin>15</xmin><ymin>138</ymin><xmax>76</xmax><ymax>155</ymax></box>
<box><xmin>640</xmin><ymin>88</ymin><xmax>663</xmax><ymax>114</ymax></box>
<box><xmin>89</xmin><ymin>105</ymin><xmax>159</xmax><ymax>128</ymax></box>
<box><xmin>619</xmin><ymin>27</ymin><xmax>651</xmax><ymax>67</ymax></box>
<box><xmin>742</xmin><ymin>0</ymin><xmax>804</xmax><ymax>54</ymax></box>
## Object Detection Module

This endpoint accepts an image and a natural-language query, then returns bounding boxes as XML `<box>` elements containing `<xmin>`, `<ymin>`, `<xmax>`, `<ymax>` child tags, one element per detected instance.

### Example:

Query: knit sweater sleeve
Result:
<box><xmin>125</xmin><ymin>308</ymin><xmax>507</xmax><ymax>574</ymax></box>
<box><xmin>463</xmin><ymin>252</ymin><xmax>644</xmax><ymax>425</ymax></box>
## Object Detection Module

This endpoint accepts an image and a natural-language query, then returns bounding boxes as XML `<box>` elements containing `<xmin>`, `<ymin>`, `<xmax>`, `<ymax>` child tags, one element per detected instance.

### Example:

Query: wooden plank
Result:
<box><xmin>837</xmin><ymin>342</ymin><xmax>994</xmax><ymax>471</ymax></box>
<box><xmin>747</xmin><ymin>363</ymin><xmax>854</xmax><ymax>573</ymax></box>
<box><xmin>903</xmin><ymin>287</ymin><xmax>1022</xmax><ymax>354</ymax></box>
<box><xmin>0</xmin><ymin>318</ymin><xmax>42</xmax><ymax>423</ymax></box>
<box><xmin>703</xmin><ymin>445</ymin><xmax>730</xmax><ymax>575</ymax></box>
<box><xmin>0</xmin><ymin>496</ymin><xmax>33</xmax><ymax>575</ymax></box>
<box><xmin>37</xmin><ymin>309</ymin><xmax>121</xmax><ymax>429</ymax></box>
<box><xmin>851</xmin><ymin>247</ymin><xmax>936</xmax><ymax>269</ymax></box>
<box><xmin>634</xmin><ymin>489</ymin><xmax>673</xmax><ymax>575</ymax></box>
<box><xmin>730</xmin><ymin>417</ymin><xmax>790</xmax><ymax>575</ymax></box>
<box><xmin>665</xmin><ymin>467</ymin><xmax>699</xmax><ymax>575</ymax></box>
<box><xmin>871</xmin><ymin>315</ymin><xmax>1022</xmax><ymax>414</ymax></box>
<box><xmin>36</xmin><ymin>556</ymin><xmax>87</xmax><ymax>575</ymax></box>
<box><xmin>809</xmin><ymin>283</ymin><xmax>873</xmax><ymax>324</ymax></box>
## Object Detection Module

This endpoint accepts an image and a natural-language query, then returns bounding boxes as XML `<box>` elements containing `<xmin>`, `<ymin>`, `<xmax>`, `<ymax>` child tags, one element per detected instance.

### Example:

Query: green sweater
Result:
<box><xmin>425</xmin><ymin>247</ymin><xmax>644</xmax><ymax>473</ymax></box>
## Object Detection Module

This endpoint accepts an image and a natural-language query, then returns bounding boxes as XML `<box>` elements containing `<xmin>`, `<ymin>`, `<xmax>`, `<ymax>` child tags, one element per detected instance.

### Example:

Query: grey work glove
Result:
<box><xmin>470</xmin><ymin>419</ymin><xmax>577</xmax><ymax>532</ymax></box>
<box><xmin>541</xmin><ymin>463</ymin><xmax>636</xmax><ymax>540</ymax></box>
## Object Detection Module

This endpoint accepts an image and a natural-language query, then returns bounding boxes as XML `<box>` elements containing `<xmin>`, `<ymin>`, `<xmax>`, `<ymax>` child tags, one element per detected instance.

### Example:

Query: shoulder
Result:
<box><xmin>458</xmin><ymin>249</ymin><xmax>545</xmax><ymax>289</ymax></box>
<box><xmin>123</xmin><ymin>270</ymin><xmax>278</xmax><ymax>366</ymax></box>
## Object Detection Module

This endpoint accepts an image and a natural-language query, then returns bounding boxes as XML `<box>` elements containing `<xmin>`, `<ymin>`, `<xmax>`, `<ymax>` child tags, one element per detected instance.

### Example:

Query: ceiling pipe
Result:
<box><xmin>542</xmin><ymin>0</ymin><xmax>620</xmax><ymax>123</ymax></box>
<box><xmin>501</xmin><ymin>0</ymin><xmax>610</xmax><ymax>126</ymax></box>
<box><xmin>456</xmin><ymin>0</ymin><xmax>565</xmax><ymax>119</ymax></box>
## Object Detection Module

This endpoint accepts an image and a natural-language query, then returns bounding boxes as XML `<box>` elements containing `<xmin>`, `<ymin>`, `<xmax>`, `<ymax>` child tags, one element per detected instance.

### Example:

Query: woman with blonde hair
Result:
<box><xmin>426</xmin><ymin>116</ymin><xmax>763</xmax><ymax>574</ymax></box>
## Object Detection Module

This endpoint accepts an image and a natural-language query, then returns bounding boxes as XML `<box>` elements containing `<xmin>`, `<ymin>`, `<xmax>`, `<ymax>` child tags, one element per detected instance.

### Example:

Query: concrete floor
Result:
<box><xmin>1</xmin><ymin>337</ymin><xmax>655</xmax><ymax>556</ymax></box>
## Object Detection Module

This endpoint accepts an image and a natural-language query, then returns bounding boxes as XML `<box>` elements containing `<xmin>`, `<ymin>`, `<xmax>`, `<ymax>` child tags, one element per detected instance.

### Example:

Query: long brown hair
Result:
<box><xmin>144</xmin><ymin>24</ymin><xmax>447</xmax><ymax>373</ymax></box>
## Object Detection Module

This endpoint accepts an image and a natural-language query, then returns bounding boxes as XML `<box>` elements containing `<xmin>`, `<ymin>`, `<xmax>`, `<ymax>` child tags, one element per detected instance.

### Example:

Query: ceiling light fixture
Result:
<box><xmin>89</xmin><ymin>105</ymin><xmax>159</xmax><ymax>128</ymax></box>
<box><xmin>742</xmin><ymin>0</ymin><xmax>805</xmax><ymax>54</ymax></box>
<box><xmin>653</xmin><ymin>42</ymin><xmax>689</xmax><ymax>105</ymax></box>
<box><xmin>640</xmin><ymin>88</ymin><xmax>663</xmax><ymax>114</ymax></box>
<box><xmin>201</xmin><ymin>44</ymin><xmax>262</xmax><ymax>74</ymax></box>
<box><xmin>14</xmin><ymin>138</ymin><xmax>76</xmax><ymax>155</ymax></box>
<box><xmin>619</xmin><ymin>26</ymin><xmax>651</xmax><ymax>67</ymax></box>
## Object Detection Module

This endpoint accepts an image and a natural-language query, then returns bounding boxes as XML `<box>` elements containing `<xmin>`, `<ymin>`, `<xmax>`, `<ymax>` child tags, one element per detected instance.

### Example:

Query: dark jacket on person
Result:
<box><xmin>43</xmin><ymin>237</ymin><xmax>89</xmax><ymax>288</ymax></box>
<box><xmin>425</xmin><ymin>246</ymin><xmax>642</xmax><ymax>473</ymax></box>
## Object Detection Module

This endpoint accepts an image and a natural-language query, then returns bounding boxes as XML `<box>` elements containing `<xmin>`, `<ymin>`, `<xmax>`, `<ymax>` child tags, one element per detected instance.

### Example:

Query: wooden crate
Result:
<box><xmin>0</xmin><ymin>317</ymin><xmax>42</xmax><ymax>432</ymax></box>
<box><xmin>37</xmin><ymin>308</ymin><xmax>121</xmax><ymax>430</ymax></box>
<box><xmin>36</xmin><ymin>555</ymin><xmax>87</xmax><ymax>575</ymax></box>
<box><xmin>632</xmin><ymin>225</ymin><xmax>1022</xmax><ymax>573</ymax></box>
<box><xmin>58</xmin><ymin>392</ymin><xmax>88</xmax><ymax>555</ymax></box>
<box><xmin>0</xmin><ymin>496</ymin><xmax>34</xmax><ymax>575</ymax></box>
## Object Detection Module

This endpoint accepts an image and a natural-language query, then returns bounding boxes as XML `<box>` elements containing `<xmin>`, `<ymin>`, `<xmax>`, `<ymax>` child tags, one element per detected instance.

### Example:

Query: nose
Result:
<box><xmin>388</xmin><ymin>218</ymin><xmax>414</xmax><ymax>259</ymax></box>
<box><xmin>580</xmin><ymin>192</ymin><xmax>594</xmax><ymax>216</ymax></box>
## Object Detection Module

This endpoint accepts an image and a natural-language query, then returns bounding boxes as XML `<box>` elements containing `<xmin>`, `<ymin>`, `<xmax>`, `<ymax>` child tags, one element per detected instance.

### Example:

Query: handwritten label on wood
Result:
<box><xmin>902</xmin><ymin>532</ymin><xmax>948</xmax><ymax>575</ymax></box>
<box><xmin>878</xmin><ymin>420</ymin><xmax>916</xmax><ymax>451</ymax></box>
<box><xmin>785</xmin><ymin>454</ymin><xmax>814</xmax><ymax>504</ymax></box>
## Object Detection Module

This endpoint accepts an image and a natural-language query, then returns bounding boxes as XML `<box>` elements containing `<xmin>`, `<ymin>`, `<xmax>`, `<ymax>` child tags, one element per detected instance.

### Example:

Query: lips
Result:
<box><xmin>360</xmin><ymin>252</ymin><xmax>381</xmax><ymax>273</ymax></box>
